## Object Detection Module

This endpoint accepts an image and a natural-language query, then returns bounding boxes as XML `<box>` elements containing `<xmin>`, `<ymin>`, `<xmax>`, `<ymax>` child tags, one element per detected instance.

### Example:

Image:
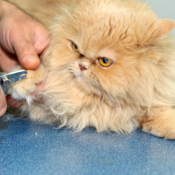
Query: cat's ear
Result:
<box><xmin>158</xmin><ymin>19</ymin><xmax>175</xmax><ymax>38</ymax></box>
<box><xmin>76</xmin><ymin>0</ymin><xmax>81</xmax><ymax>3</ymax></box>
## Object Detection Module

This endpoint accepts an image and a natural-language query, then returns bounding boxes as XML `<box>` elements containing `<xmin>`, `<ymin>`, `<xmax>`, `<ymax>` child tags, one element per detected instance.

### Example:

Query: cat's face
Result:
<box><xmin>44</xmin><ymin>0</ymin><xmax>175</xmax><ymax>103</ymax></box>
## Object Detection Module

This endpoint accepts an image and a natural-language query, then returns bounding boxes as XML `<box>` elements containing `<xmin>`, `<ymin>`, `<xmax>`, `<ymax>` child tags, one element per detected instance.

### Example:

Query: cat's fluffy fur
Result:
<box><xmin>6</xmin><ymin>0</ymin><xmax>175</xmax><ymax>139</ymax></box>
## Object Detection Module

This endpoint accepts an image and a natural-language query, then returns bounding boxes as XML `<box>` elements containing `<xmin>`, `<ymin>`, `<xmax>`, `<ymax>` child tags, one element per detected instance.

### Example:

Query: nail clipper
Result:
<box><xmin>0</xmin><ymin>70</ymin><xmax>27</xmax><ymax>94</ymax></box>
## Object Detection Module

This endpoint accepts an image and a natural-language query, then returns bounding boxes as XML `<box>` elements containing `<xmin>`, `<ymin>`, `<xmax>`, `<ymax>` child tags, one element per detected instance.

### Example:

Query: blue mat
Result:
<box><xmin>0</xmin><ymin>118</ymin><xmax>175</xmax><ymax>175</ymax></box>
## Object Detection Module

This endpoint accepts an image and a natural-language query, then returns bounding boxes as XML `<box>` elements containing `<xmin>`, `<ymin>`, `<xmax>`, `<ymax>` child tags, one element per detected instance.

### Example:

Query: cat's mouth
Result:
<box><xmin>75</xmin><ymin>72</ymin><xmax>87</xmax><ymax>82</ymax></box>
<box><xmin>72</xmin><ymin>67</ymin><xmax>88</xmax><ymax>83</ymax></box>
<box><xmin>32</xmin><ymin>83</ymin><xmax>46</xmax><ymax>104</ymax></box>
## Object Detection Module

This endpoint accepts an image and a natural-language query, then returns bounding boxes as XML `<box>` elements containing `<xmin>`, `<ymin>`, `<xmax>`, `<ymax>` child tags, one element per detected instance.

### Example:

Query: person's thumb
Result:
<box><xmin>12</xmin><ymin>37</ymin><xmax>40</xmax><ymax>70</ymax></box>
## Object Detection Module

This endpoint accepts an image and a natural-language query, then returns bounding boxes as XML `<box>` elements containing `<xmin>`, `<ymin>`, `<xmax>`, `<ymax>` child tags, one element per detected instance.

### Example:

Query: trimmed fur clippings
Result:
<box><xmin>6</xmin><ymin>0</ymin><xmax>175</xmax><ymax>139</ymax></box>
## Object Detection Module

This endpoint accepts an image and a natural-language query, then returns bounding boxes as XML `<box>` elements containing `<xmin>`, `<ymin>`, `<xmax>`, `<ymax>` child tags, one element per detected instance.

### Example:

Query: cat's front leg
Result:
<box><xmin>7</xmin><ymin>65</ymin><xmax>44</xmax><ymax>105</ymax></box>
<box><xmin>140</xmin><ymin>107</ymin><xmax>175</xmax><ymax>139</ymax></box>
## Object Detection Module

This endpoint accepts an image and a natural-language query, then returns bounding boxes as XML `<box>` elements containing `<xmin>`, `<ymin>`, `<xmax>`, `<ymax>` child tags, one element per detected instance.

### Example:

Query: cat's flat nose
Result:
<box><xmin>79</xmin><ymin>64</ymin><xmax>87</xmax><ymax>71</ymax></box>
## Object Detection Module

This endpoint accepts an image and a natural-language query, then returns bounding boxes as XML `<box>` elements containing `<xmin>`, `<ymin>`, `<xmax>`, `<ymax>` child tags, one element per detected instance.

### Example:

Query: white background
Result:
<box><xmin>143</xmin><ymin>0</ymin><xmax>175</xmax><ymax>36</ymax></box>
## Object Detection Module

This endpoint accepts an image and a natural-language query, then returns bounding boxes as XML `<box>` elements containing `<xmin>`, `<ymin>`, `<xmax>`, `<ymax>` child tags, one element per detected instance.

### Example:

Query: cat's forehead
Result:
<box><xmin>69</xmin><ymin>0</ymin><xmax>158</xmax><ymax>53</ymax></box>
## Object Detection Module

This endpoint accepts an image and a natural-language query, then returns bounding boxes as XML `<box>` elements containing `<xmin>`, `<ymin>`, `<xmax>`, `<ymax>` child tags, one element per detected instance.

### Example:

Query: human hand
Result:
<box><xmin>0</xmin><ymin>1</ymin><xmax>50</xmax><ymax>116</ymax></box>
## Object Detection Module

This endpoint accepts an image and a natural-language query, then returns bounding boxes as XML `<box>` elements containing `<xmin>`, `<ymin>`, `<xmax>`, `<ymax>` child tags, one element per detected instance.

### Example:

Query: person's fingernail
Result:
<box><xmin>23</xmin><ymin>56</ymin><xmax>40</xmax><ymax>64</ymax></box>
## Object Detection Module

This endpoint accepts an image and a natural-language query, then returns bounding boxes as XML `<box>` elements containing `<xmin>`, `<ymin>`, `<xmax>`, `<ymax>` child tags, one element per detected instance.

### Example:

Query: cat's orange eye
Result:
<box><xmin>72</xmin><ymin>42</ymin><xmax>79</xmax><ymax>52</ymax></box>
<box><xmin>98</xmin><ymin>57</ymin><xmax>113</xmax><ymax>67</ymax></box>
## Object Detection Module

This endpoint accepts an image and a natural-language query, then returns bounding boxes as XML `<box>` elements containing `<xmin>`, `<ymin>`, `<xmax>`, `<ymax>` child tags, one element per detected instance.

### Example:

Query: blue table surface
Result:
<box><xmin>1</xmin><ymin>117</ymin><xmax>175</xmax><ymax>175</ymax></box>
<box><xmin>1</xmin><ymin>0</ymin><xmax>175</xmax><ymax>175</ymax></box>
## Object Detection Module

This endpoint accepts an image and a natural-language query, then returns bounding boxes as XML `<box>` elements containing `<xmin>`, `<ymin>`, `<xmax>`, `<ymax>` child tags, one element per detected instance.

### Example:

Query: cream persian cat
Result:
<box><xmin>6</xmin><ymin>0</ymin><xmax>175</xmax><ymax>139</ymax></box>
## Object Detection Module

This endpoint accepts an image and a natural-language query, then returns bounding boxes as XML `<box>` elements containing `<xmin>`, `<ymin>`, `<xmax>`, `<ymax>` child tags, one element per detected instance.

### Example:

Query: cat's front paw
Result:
<box><xmin>7</xmin><ymin>66</ymin><xmax>44</xmax><ymax>105</ymax></box>
<box><xmin>142</xmin><ymin>119</ymin><xmax>175</xmax><ymax>139</ymax></box>
<box><xmin>7</xmin><ymin>79</ymin><xmax>37</xmax><ymax>105</ymax></box>
<box><xmin>141</xmin><ymin>107</ymin><xmax>175</xmax><ymax>139</ymax></box>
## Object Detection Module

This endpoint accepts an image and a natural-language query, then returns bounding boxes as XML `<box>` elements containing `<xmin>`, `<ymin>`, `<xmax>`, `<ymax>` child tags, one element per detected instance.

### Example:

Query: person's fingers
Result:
<box><xmin>0</xmin><ymin>46</ymin><xmax>18</xmax><ymax>72</ymax></box>
<box><xmin>6</xmin><ymin>95</ymin><xmax>23</xmax><ymax>108</ymax></box>
<box><xmin>0</xmin><ymin>87</ymin><xmax>7</xmax><ymax>116</ymax></box>
<box><xmin>12</xmin><ymin>35</ymin><xmax>40</xmax><ymax>70</ymax></box>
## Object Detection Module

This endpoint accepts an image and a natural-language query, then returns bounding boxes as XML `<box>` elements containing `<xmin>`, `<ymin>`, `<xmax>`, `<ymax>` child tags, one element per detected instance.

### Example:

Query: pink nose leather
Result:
<box><xmin>79</xmin><ymin>64</ymin><xmax>87</xmax><ymax>71</ymax></box>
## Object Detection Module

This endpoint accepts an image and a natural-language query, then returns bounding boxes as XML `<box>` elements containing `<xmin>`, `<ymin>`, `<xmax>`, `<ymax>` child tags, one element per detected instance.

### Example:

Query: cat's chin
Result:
<box><xmin>74</xmin><ymin>75</ymin><xmax>99</xmax><ymax>95</ymax></box>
